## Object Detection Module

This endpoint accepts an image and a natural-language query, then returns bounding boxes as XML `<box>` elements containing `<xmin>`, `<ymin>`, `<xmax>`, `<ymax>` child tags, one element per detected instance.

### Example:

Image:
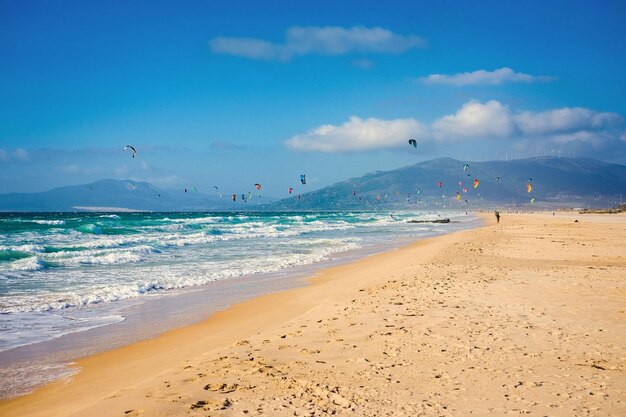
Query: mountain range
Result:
<box><xmin>267</xmin><ymin>156</ymin><xmax>626</xmax><ymax>210</ymax></box>
<box><xmin>1</xmin><ymin>157</ymin><xmax>624</xmax><ymax>212</ymax></box>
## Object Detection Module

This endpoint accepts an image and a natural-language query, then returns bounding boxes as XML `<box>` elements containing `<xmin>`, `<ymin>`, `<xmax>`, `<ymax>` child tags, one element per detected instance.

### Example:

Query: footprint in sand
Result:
<box><xmin>204</xmin><ymin>382</ymin><xmax>239</xmax><ymax>393</ymax></box>
<box><xmin>190</xmin><ymin>398</ymin><xmax>232</xmax><ymax>411</ymax></box>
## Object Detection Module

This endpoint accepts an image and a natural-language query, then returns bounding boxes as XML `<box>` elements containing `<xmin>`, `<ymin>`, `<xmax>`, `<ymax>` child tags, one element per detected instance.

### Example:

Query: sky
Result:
<box><xmin>1</xmin><ymin>0</ymin><xmax>625</xmax><ymax>195</ymax></box>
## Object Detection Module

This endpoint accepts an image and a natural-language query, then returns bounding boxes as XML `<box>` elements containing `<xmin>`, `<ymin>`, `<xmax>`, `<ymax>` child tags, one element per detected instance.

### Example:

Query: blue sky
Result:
<box><xmin>1</xmin><ymin>0</ymin><xmax>625</xmax><ymax>194</ymax></box>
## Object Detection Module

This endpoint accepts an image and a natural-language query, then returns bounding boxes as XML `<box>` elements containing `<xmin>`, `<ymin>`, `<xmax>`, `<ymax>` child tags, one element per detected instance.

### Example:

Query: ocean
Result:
<box><xmin>0</xmin><ymin>210</ymin><xmax>478</xmax><ymax>398</ymax></box>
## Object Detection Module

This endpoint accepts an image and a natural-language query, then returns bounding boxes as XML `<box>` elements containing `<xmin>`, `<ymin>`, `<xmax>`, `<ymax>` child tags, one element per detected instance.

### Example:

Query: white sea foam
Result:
<box><xmin>0</xmin><ymin>311</ymin><xmax>124</xmax><ymax>352</ymax></box>
<box><xmin>44</xmin><ymin>245</ymin><xmax>157</xmax><ymax>266</ymax></box>
<box><xmin>31</xmin><ymin>220</ymin><xmax>66</xmax><ymax>225</ymax></box>
<box><xmin>0</xmin><ymin>361</ymin><xmax>78</xmax><ymax>400</ymax></box>
<box><xmin>0</xmin><ymin>244</ymin><xmax>45</xmax><ymax>253</ymax></box>
<box><xmin>0</xmin><ymin>211</ymin><xmax>479</xmax><ymax>354</ymax></box>
<box><xmin>0</xmin><ymin>256</ymin><xmax>45</xmax><ymax>273</ymax></box>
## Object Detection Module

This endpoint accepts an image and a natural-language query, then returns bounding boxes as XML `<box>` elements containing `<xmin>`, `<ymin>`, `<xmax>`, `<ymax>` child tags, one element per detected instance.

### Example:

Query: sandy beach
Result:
<box><xmin>1</xmin><ymin>212</ymin><xmax>625</xmax><ymax>416</ymax></box>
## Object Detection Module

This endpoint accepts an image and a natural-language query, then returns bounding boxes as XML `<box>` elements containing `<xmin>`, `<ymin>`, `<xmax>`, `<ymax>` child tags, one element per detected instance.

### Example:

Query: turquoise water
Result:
<box><xmin>0</xmin><ymin>211</ymin><xmax>475</xmax><ymax>354</ymax></box>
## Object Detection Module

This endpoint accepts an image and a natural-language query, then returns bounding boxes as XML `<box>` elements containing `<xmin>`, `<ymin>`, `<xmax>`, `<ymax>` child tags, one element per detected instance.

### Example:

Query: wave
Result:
<box><xmin>44</xmin><ymin>245</ymin><xmax>158</xmax><ymax>267</ymax></box>
<box><xmin>0</xmin><ymin>256</ymin><xmax>46</xmax><ymax>273</ymax></box>
<box><xmin>0</xmin><ymin>211</ymin><xmax>477</xmax><ymax>315</ymax></box>
<box><xmin>29</xmin><ymin>220</ymin><xmax>66</xmax><ymax>225</ymax></box>
<box><xmin>98</xmin><ymin>214</ymin><xmax>121</xmax><ymax>219</ymax></box>
<box><xmin>0</xmin><ymin>312</ymin><xmax>124</xmax><ymax>353</ymax></box>
<box><xmin>76</xmin><ymin>224</ymin><xmax>102</xmax><ymax>234</ymax></box>
<box><xmin>0</xmin><ymin>236</ymin><xmax>361</xmax><ymax>313</ymax></box>
<box><xmin>0</xmin><ymin>250</ymin><xmax>32</xmax><ymax>262</ymax></box>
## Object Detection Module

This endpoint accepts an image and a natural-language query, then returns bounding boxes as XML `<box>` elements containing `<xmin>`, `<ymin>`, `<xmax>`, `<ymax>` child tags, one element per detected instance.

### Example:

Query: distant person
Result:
<box><xmin>495</xmin><ymin>211</ymin><xmax>500</xmax><ymax>223</ymax></box>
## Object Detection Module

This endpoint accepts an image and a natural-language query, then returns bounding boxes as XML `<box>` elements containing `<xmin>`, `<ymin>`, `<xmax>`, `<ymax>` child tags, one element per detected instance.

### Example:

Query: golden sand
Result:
<box><xmin>1</xmin><ymin>212</ymin><xmax>624</xmax><ymax>416</ymax></box>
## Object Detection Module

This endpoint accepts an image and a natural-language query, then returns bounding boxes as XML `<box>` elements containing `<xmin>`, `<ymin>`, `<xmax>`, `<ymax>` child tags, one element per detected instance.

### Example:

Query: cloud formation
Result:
<box><xmin>285</xmin><ymin>100</ymin><xmax>624</xmax><ymax>154</ymax></box>
<box><xmin>432</xmin><ymin>100</ymin><xmax>515</xmax><ymax>138</ymax></box>
<box><xmin>0</xmin><ymin>148</ymin><xmax>29</xmax><ymax>162</ymax></box>
<box><xmin>352</xmin><ymin>59</ymin><xmax>375</xmax><ymax>69</ymax></box>
<box><xmin>285</xmin><ymin>116</ymin><xmax>425</xmax><ymax>152</ymax></box>
<box><xmin>514</xmin><ymin>107</ymin><xmax>621</xmax><ymax>135</ymax></box>
<box><xmin>420</xmin><ymin>67</ymin><xmax>555</xmax><ymax>86</ymax></box>
<box><xmin>209</xmin><ymin>26</ymin><xmax>426</xmax><ymax>61</ymax></box>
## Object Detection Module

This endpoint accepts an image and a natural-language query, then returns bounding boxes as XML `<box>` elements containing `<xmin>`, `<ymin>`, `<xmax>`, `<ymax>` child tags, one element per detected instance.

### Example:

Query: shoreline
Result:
<box><xmin>0</xmin><ymin>216</ymin><xmax>480</xmax><ymax>415</ymax></box>
<box><xmin>1</xmin><ymin>212</ymin><xmax>625</xmax><ymax>416</ymax></box>
<box><xmin>0</xmin><ymin>213</ymin><xmax>479</xmax><ymax>400</ymax></box>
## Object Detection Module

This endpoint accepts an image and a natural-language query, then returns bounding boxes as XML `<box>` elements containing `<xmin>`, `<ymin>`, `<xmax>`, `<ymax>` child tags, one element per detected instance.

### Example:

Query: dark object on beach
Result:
<box><xmin>495</xmin><ymin>211</ymin><xmax>500</xmax><ymax>223</ymax></box>
<box><xmin>407</xmin><ymin>218</ymin><xmax>450</xmax><ymax>224</ymax></box>
<box><xmin>574</xmin><ymin>219</ymin><xmax>579</xmax><ymax>223</ymax></box>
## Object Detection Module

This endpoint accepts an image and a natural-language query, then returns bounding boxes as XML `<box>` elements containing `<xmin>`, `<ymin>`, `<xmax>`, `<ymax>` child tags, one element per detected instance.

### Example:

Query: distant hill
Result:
<box><xmin>0</xmin><ymin>179</ymin><xmax>234</xmax><ymax>212</ymax></box>
<box><xmin>1</xmin><ymin>157</ymin><xmax>624</xmax><ymax>212</ymax></box>
<box><xmin>266</xmin><ymin>157</ymin><xmax>626</xmax><ymax>210</ymax></box>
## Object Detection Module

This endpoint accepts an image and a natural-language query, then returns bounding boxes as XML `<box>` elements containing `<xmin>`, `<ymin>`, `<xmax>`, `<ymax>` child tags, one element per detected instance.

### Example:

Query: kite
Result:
<box><xmin>458</xmin><ymin>181</ymin><xmax>463</xmax><ymax>186</ymax></box>
<box><xmin>255</xmin><ymin>183</ymin><xmax>261</xmax><ymax>191</ymax></box>
<box><xmin>473</xmin><ymin>179</ymin><xmax>480</xmax><ymax>189</ymax></box>
<box><xmin>456</xmin><ymin>192</ymin><xmax>461</xmax><ymax>201</ymax></box>
<box><xmin>463</xmin><ymin>164</ymin><xmax>470</xmax><ymax>171</ymax></box>
<box><xmin>288</xmin><ymin>187</ymin><xmax>293</xmax><ymax>194</ymax></box>
<box><xmin>438</xmin><ymin>181</ymin><xmax>443</xmax><ymax>188</ymax></box>
<box><xmin>232</xmin><ymin>194</ymin><xmax>236</xmax><ymax>201</ymax></box>
<box><xmin>527</xmin><ymin>183</ymin><xmax>533</xmax><ymax>193</ymax></box>
<box><xmin>530</xmin><ymin>197</ymin><xmax>535</xmax><ymax>203</ymax></box>
<box><xmin>300</xmin><ymin>174</ymin><xmax>306</xmax><ymax>185</ymax></box>
<box><xmin>496</xmin><ymin>176</ymin><xmax>501</xmax><ymax>181</ymax></box>
<box><xmin>123</xmin><ymin>145</ymin><xmax>137</xmax><ymax>158</ymax></box>
<box><xmin>462</xmin><ymin>187</ymin><xmax>468</xmax><ymax>193</ymax></box>
<box><xmin>408</xmin><ymin>139</ymin><xmax>417</xmax><ymax>148</ymax></box>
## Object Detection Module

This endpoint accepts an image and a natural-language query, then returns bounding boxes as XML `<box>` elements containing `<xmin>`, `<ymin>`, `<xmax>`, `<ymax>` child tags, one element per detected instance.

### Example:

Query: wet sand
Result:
<box><xmin>1</xmin><ymin>212</ymin><xmax>624</xmax><ymax>416</ymax></box>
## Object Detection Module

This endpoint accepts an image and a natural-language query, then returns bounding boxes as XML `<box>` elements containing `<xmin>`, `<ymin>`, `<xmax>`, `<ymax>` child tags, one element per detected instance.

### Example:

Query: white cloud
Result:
<box><xmin>432</xmin><ymin>101</ymin><xmax>622</xmax><ymax>142</ymax></box>
<box><xmin>60</xmin><ymin>165</ymin><xmax>81</xmax><ymax>173</ymax></box>
<box><xmin>115</xmin><ymin>165</ymin><xmax>129</xmax><ymax>177</ymax></box>
<box><xmin>285</xmin><ymin>116</ymin><xmax>425</xmax><ymax>152</ymax></box>
<box><xmin>209</xmin><ymin>26</ymin><xmax>426</xmax><ymax>61</ymax></box>
<box><xmin>548</xmin><ymin>130</ymin><xmax>613</xmax><ymax>147</ymax></box>
<box><xmin>136</xmin><ymin>175</ymin><xmax>184</xmax><ymax>188</ymax></box>
<box><xmin>420</xmin><ymin>67</ymin><xmax>555</xmax><ymax>86</ymax></box>
<box><xmin>0</xmin><ymin>148</ymin><xmax>30</xmax><ymax>162</ymax></box>
<box><xmin>432</xmin><ymin>100</ymin><xmax>515</xmax><ymax>139</ymax></box>
<box><xmin>514</xmin><ymin>107</ymin><xmax>622</xmax><ymax>135</ymax></box>
<box><xmin>210</xmin><ymin>37</ymin><xmax>284</xmax><ymax>60</ymax></box>
<box><xmin>285</xmin><ymin>100</ymin><xmax>624</xmax><ymax>153</ymax></box>
<box><xmin>352</xmin><ymin>59</ymin><xmax>375</xmax><ymax>69</ymax></box>
<box><xmin>12</xmin><ymin>148</ymin><xmax>29</xmax><ymax>161</ymax></box>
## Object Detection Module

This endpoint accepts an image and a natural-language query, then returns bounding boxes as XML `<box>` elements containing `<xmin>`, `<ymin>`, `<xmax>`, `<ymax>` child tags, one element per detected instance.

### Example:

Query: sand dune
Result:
<box><xmin>1</xmin><ymin>212</ymin><xmax>625</xmax><ymax>416</ymax></box>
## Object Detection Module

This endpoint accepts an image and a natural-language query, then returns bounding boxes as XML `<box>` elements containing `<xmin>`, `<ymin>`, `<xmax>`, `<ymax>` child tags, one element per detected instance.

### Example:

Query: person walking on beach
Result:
<box><xmin>495</xmin><ymin>211</ymin><xmax>500</xmax><ymax>223</ymax></box>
